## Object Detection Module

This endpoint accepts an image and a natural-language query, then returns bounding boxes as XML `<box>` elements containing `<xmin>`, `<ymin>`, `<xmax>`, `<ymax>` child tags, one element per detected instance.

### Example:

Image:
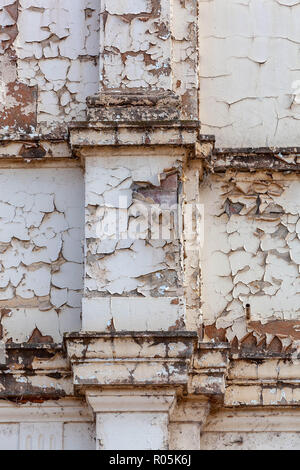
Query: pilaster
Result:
<box><xmin>65</xmin><ymin>0</ymin><xmax>203</xmax><ymax>450</ymax></box>
<box><xmin>65</xmin><ymin>331</ymin><xmax>197</xmax><ymax>449</ymax></box>
<box><xmin>86</xmin><ymin>389</ymin><xmax>176</xmax><ymax>450</ymax></box>
<box><xmin>169</xmin><ymin>398</ymin><xmax>210</xmax><ymax>450</ymax></box>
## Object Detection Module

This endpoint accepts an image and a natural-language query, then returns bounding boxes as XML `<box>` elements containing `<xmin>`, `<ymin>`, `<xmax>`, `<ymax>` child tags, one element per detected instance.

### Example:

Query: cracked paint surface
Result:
<box><xmin>199</xmin><ymin>0</ymin><xmax>300</xmax><ymax>147</ymax></box>
<box><xmin>0</xmin><ymin>0</ymin><xmax>100</xmax><ymax>138</ymax></box>
<box><xmin>82</xmin><ymin>150</ymin><xmax>186</xmax><ymax>331</ymax></box>
<box><xmin>0</xmin><ymin>0</ymin><xmax>37</xmax><ymax>135</ymax></box>
<box><xmin>99</xmin><ymin>0</ymin><xmax>199</xmax><ymax>119</ymax></box>
<box><xmin>2</xmin><ymin>0</ymin><xmax>300</xmax><ymax>450</ymax></box>
<box><xmin>201</xmin><ymin>171</ymin><xmax>300</xmax><ymax>351</ymax></box>
<box><xmin>0</xmin><ymin>0</ymin><xmax>199</xmax><ymax>137</ymax></box>
<box><xmin>0</xmin><ymin>168</ymin><xmax>84</xmax><ymax>342</ymax></box>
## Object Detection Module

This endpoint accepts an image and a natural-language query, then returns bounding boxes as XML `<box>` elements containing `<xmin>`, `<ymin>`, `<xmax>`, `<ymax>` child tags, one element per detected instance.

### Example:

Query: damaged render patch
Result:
<box><xmin>99</xmin><ymin>0</ymin><xmax>199</xmax><ymax>119</ymax></box>
<box><xmin>82</xmin><ymin>151</ymin><xmax>186</xmax><ymax>332</ymax></box>
<box><xmin>0</xmin><ymin>1</ymin><xmax>37</xmax><ymax>136</ymax></box>
<box><xmin>0</xmin><ymin>0</ymin><xmax>100</xmax><ymax>139</ymax></box>
<box><xmin>201</xmin><ymin>171</ymin><xmax>300</xmax><ymax>352</ymax></box>
<box><xmin>0</xmin><ymin>168</ymin><xmax>84</xmax><ymax>343</ymax></box>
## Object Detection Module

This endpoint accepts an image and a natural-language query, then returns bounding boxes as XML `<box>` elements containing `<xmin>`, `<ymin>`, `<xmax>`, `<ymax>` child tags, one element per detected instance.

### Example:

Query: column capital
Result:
<box><xmin>69</xmin><ymin>89</ymin><xmax>201</xmax><ymax>152</ymax></box>
<box><xmin>86</xmin><ymin>389</ymin><xmax>177</xmax><ymax>414</ymax></box>
<box><xmin>170</xmin><ymin>397</ymin><xmax>211</xmax><ymax>424</ymax></box>
<box><xmin>86</xmin><ymin>90</ymin><xmax>181</xmax><ymax>122</ymax></box>
<box><xmin>65</xmin><ymin>331</ymin><xmax>198</xmax><ymax>395</ymax></box>
<box><xmin>86</xmin><ymin>388</ymin><xmax>177</xmax><ymax>450</ymax></box>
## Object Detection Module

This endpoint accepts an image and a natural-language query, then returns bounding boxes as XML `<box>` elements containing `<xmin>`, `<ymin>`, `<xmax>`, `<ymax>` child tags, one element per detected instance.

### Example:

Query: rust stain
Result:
<box><xmin>204</xmin><ymin>324</ymin><xmax>227</xmax><ymax>342</ymax></box>
<box><xmin>27</xmin><ymin>328</ymin><xmax>54</xmax><ymax>344</ymax></box>
<box><xmin>249</xmin><ymin>320</ymin><xmax>300</xmax><ymax>341</ymax></box>
<box><xmin>0</xmin><ymin>1</ymin><xmax>38</xmax><ymax>135</ymax></box>
<box><xmin>1</xmin><ymin>81</ymin><xmax>37</xmax><ymax>133</ymax></box>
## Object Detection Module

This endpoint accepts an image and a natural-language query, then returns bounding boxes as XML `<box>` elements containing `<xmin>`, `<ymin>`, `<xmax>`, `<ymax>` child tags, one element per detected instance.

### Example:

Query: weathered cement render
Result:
<box><xmin>201</xmin><ymin>171</ymin><xmax>300</xmax><ymax>348</ymax></box>
<box><xmin>0</xmin><ymin>167</ymin><xmax>83</xmax><ymax>343</ymax></box>
<box><xmin>1</xmin><ymin>0</ymin><xmax>300</xmax><ymax>450</ymax></box>
<box><xmin>199</xmin><ymin>0</ymin><xmax>300</xmax><ymax>148</ymax></box>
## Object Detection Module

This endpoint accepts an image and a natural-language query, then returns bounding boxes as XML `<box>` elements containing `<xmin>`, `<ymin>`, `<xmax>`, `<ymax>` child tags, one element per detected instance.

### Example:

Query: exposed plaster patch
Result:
<box><xmin>84</xmin><ymin>154</ymin><xmax>182</xmax><ymax>299</ymax></box>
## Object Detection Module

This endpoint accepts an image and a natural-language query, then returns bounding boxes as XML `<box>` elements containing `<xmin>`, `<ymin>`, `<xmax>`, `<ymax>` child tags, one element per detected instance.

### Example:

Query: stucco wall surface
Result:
<box><xmin>0</xmin><ymin>168</ymin><xmax>84</xmax><ymax>342</ymax></box>
<box><xmin>201</xmin><ymin>171</ymin><xmax>300</xmax><ymax>350</ymax></box>
<box><xmin>199</xmin><ymin>0</ymin><xmax>300</xmax><ymax>148</ymax></box>
<box><xmin>0</xmin><ymin>0</ymin><xmax>100</xmax><ymax>138</ymax></box>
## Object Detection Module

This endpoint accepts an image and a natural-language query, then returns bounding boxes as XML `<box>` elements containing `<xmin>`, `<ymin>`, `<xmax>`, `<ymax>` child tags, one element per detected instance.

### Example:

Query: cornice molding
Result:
<box><xmin>0</xmin><ymin>399</ymin><xmax>92</xmax><ymax>423</ymax></box>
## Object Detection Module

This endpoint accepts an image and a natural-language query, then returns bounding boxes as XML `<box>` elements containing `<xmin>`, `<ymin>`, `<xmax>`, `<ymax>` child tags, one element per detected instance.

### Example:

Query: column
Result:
<box><xmin>87</xmin><ymin>390</ymin><xmax>176</xmax><ymax>450</ymax></box>
<box><xmin>169</xmin><ymin>399</ymin><xmax>210</xmax><ymax>450</ymax></box>
<box><xmin>66</xmin><ymin>0</ymin><xmax>201</xmax><ymax>451</ymax></box>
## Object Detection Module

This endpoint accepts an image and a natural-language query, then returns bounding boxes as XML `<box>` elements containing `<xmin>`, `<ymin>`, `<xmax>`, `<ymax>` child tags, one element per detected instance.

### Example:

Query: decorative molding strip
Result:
<box><xmin>204</xmin><ymin>408</ymin><xmax>300</xmax><ymax>432</ymax></box>
<box><xmin>212</xmin><ymin>147</ymin><xmax>300</xmax><ymax>172</ymax></box>
<box><xmin>0</xmin><ymin>343</ymin><xmax>73</xmax><ymax>400</ymax></box>
<box><xmin>65</xmin><ymin>331</ymin><xmax>198</xmax><ymax>393</ymax></box>
<box><xmin>0</xmin><ymin>399</ymin><xmax>92</xmax><ymax>423</ymax></box>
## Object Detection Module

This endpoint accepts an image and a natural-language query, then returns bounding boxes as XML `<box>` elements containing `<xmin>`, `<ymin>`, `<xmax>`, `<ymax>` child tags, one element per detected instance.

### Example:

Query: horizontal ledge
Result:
<box><xmin>204</xmin><ymin>408</ymin><xmax>300</xmax><ymax>432</ymax></box>
<box><xmin>212</xmin><ymin>148</ymin><xmax>300</xmax><ymax>172</ymax></box>
<box><xmin>198</xmin><ymin>342</ymin><xmax>230</xmax><ymax>350</ymax></box>
<box><xmin>6</xmin><ymin>342</ymin><xmax>63</xmax><ymax>350</ymax></box>
<box><xmin>227</xmin><ymin>379</ymin><xmax>300</xmax><ymax>385</ymax></box>
<box><xmin>86</xmin><ymin>392</ymin><xmax>176</xmax><ymax>413</ymax></box>
<box><xmin>0</xmin><ymin>399</ymin><xmax>92</xmax><ymax>423</ymax></box>
<box><xmin>65</xmin><ymin>331</ymin><xmax>198</xmax><ymax>339</ymax></box>
<box><xmin>69</xmin><ymin>120</ymin><xmax>201</xmax><ymax>130</ymax></box>
<box><xmin>216</xmin><ymin>146</ymin><xmax>300</xmax><ymax>155</ymax></box>
<box><xmin>71</xmin><ymin>359</ymin><xmax>192</xmax><ymax>365</ymax></box>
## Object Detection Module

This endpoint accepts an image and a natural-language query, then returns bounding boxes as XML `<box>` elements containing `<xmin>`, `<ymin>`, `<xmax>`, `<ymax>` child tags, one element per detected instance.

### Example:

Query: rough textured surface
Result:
<box><xmin>82</xmin><ymin>148</ymin><xmax>187</xmax><ymax>331</ymax></box>
<box><xmin>0</xmin><ymin>168</ymin><xmax>84</xmax><ymax>342</ymax></box>
<box><xmin>202</xmin><ymin>408</ymin><xmax>300</xmax><ymax>450</ymax></box>
<box><xmin>0</xmin><ymin>343</ymin><xmax>72</xmax><ymax>399</ymax></box>
<box><xmin>201</xmin><ymin>171</ymin><xmax>300</xmax><ymax>352</ymax></box>
<box><xmin>0</xmin><ymin>0</ymin><xmax>199</xmax><ymax>138</ymax></box>
<box><xmin>201</xmin><ymin>431</ymin><xmax>300</xmax><ymax>450</ymax></box>
<box><xmin>99</xmin><ymin>0</ymin><xmax>199</xmax><ymax>119</ymax></box>
<box><xmin>0</xmin><ymin>0</ymin><xmax>100</xmax><ymax>139</ymax></box>
<box><xmin>66</xmin><ymin>331</ymin><xmax>197</xmax><ymax>391</ymax></box>
<box><xmin>2</xmin><ymin>0</ymin><xmax>300</xmax><ymax>451</ymax></box>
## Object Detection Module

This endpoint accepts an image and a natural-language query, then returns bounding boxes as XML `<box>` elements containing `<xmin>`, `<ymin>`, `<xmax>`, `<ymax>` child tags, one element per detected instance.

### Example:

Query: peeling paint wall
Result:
<box><xmin>0</xmin><ymin>168</ymin><xmax>84</xmax><ymax>342</ymax></box>
<box><xmin>82</xmin><ymin>149</ymin><xmax>186</xmax><ymax>332</ymax></box>
<box><xmin>2</xmin><ymin>0</ymin><xmax>300</xmax><ymax>451</ymax></box>
<box><xmin>0</xmin><ymin>0</ymin><xmax>199</xmax><ymax>137</ymax></box>
<box><xmin>99</xmin><ymin>0</ymin><xmax>199</xmax><ymax>119</ymax></box>
<box><xmin>199</xmin><ymin>0</ymin><xmax>300</xmax><ymax>147</ymax></box>
<box><xmin>201</xmin><ymin>172</ymin><xmax>300</xmax><ymax>351</ymax></box>
<box><xmin>0</xmin><ymin>0</ymin><xmax>100</xmax><ymax>138</ymax></box>
<box><xmin>99</xmin><ymin>0</ymin><xmax>173</xmax><ymax>90</ymax></box>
